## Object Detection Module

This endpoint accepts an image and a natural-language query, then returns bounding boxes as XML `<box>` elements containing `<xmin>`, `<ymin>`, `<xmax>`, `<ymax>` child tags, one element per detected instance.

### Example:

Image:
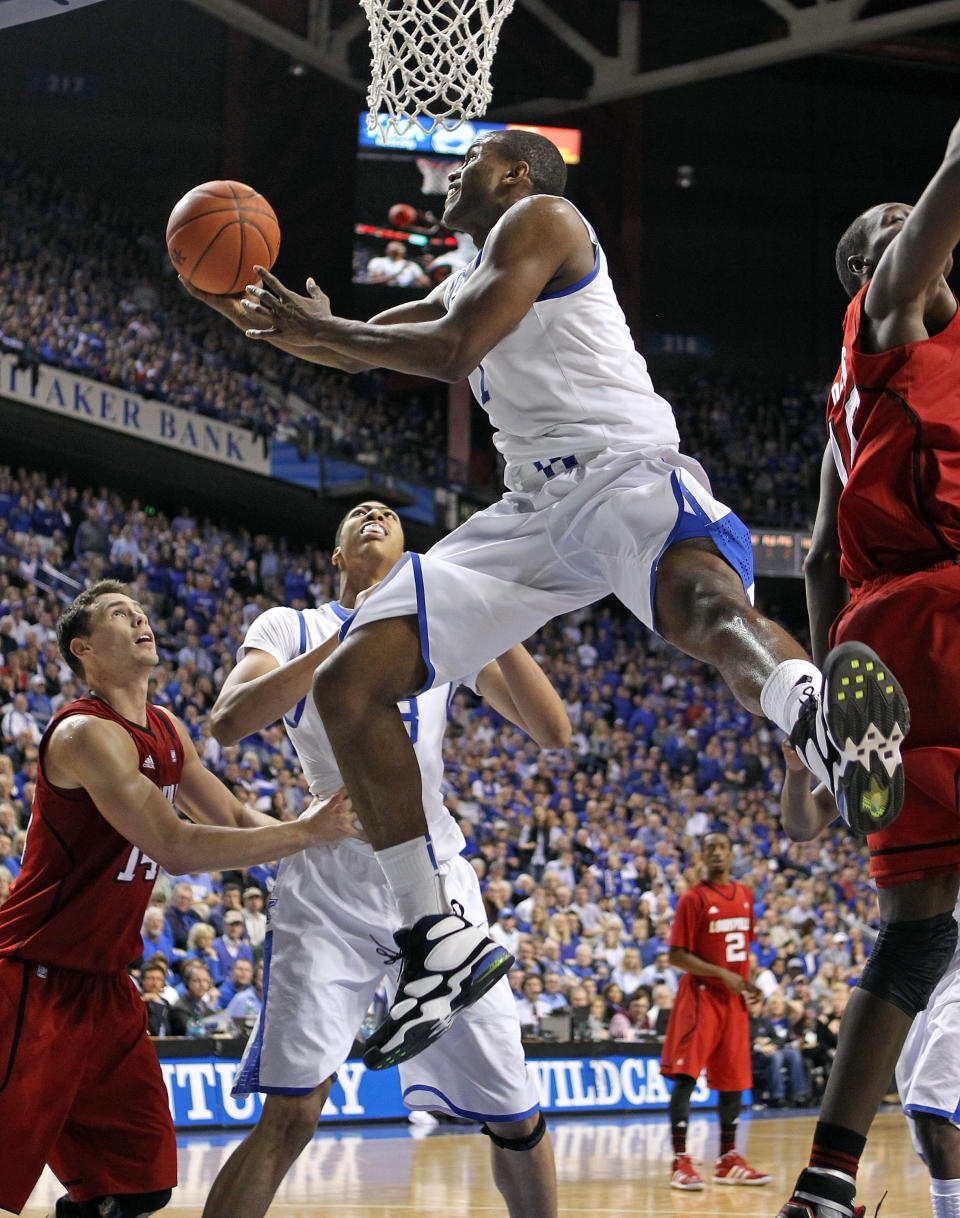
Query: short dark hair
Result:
<box><xmin>490</xmin><ymin>130</ymin><xmax>567</xmax><ymax>196</ymax></box>
<box><xmin>835</xmin><ymin>212</ymin><xmax>874</xmax><ymax>298</ymax></box>
<box><xmin>56</xmin><ymin>579</ymin><xmax>130</xmax><ymax>681</ymax></box>
<box><xmin>703</xmin><ymin>828</ymin><xmax>732</xmax><ymax>848</ymax></box>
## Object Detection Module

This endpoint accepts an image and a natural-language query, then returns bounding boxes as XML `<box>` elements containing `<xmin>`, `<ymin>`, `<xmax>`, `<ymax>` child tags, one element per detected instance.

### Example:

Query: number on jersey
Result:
<box><xmin>116</xmin><ymin>845</ymin><xmax>158</xmax><ymax>883</ymax></box>
<box><xmin>724</xmin><ymin>930</ymin><xmax>747</xmax><ymax>963</ymax></box>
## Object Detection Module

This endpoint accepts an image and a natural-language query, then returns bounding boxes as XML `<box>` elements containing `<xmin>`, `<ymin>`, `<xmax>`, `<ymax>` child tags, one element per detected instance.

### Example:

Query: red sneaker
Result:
<box><xmin>714</xmin><ymin>1150</ymin><xmax>772</xmax><ymax>1185</ymax></box>
<box><xmin>670</xmin><ymin>1154</ymin><xmax>705</xmax><ymax>1191</ymax></box>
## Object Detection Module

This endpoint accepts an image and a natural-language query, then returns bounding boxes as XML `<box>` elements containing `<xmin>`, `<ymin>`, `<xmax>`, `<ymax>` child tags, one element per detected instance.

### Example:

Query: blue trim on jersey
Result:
<box><xmin>410</xmin><ymin>553</ymin><xmax>437</xmax><ymax>694</ymax></box>
<box><xmin>536</xmin><ymin>246</ymin><xmax>600</xmax><ymax>301</ymax></box>
<box><xmin>402</xmin><ymin>1083</ymin><xmax>540</xmax><ymax>1123</ymax></box>
<box><xmin>330</xmin><ymin>601</ymin><xmax>351</xmax><ymax>621</ymax></box>
<box><xmin>283</xmin><ymin>612</ymin><xmax>308</xmax><ymax>729</ymax></box>
<box><xmin>648</xmin><ymin>471</ymin><xmax>754</xmax><ymax>619</ymax></box>
<box><xmin>905</xmin><ymin>1101</ymin><xmax>960</xmax><ymax>1123</ymax></box>
<box><xmin>232</xmin><ymin>928</ymin><xmax>274</xmax><ymax>1096</ymax></box>
<box><xmin>424</xmin><ymin>833</ymin><xmax>438</xmax><ymax>871</ymax></box>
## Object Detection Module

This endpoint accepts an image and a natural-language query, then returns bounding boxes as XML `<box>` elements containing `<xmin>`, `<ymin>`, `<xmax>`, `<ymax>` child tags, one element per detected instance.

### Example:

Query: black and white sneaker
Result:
<box><xmin>362</xmin><ymin>911</ymin><xmax>514</xmax><ymax>1070</ymax></box>
<box><xmin>791</xmin><ymin>642</ymin><xmax>909</xmax><ymax>835</ymax></box>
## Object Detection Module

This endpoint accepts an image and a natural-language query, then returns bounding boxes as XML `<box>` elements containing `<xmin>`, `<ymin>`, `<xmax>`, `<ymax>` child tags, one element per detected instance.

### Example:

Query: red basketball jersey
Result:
<box><xmin>827</xmin><ymin>287</ymin><xmax>960</xmax><ymax>588</ymax></box>
<box><xmin>669</xmin><ymin>879</ymin><xmax>754</xmax><ymax>984</ymax></box>
<box><xmin>0</xmin><ymin>695</ymin><xmax>183</xmax><ymax>972</ymax></box>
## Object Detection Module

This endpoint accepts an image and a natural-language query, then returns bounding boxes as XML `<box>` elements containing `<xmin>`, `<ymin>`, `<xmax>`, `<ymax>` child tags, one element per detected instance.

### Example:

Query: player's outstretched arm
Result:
<box><xmin>475</xmin><ymin>645</ymin><xmax>571</xmax><ymax>750</ymax></box>
<box><xmin>868</xmin><ymin>115</ymin><xmax>960</xmax><ymax>312</ymax></box>
<box><xmin>47</xmin><ymin>713</ymin><xmax>350</xmax><ymax>872</ymax></box>
<box><xmin>180</xmin><ymin>277</ymin><xmax>377</xmax><ymax>372</ymax></box>
<box><xmin>240</xmin><ymin>196</ymin><xmax>587</xmax><ymax>381</ymax></box>
<box><xmin>209</xmin><ymin>641</ymin><xmax>338</xmax><ymax>745</ymax></box>
<box><xmin>163</xmin><ymin>710</ymin><xmax>365</xmax><ymax>842</ymax></box>
<box><xmin>804</xmin><ymin>443</ymin><xmax>847</xmax><ymax>667</ymax></box>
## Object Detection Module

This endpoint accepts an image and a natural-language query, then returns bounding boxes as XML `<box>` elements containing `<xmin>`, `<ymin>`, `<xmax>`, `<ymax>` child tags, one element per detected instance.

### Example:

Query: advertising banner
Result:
<box><xmin>0</xmin><ymin>354</ymin><xmax>270</xmax><ymax>475</ymax></box>
<box><xmin>158</xmin><ymin>1050</ymin><xmax>721</xmax><ymax>1129</ymax></box>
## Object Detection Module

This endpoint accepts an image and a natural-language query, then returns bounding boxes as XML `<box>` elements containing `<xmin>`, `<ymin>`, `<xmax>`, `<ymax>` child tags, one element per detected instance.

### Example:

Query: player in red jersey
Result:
<box><xmin>0</xmin><ymin>580</ymin><xmax>356</xmax><ymax>1218</ymax></box>
<box><xmin>660</xmin><ymin>830</ymin><xmax>771</xmax><ymax>1191</ymax></box>
<box><xmin>778</xmin><ymin>116</ymin><xmax>960</xmax><ymax>1218</ymax></box>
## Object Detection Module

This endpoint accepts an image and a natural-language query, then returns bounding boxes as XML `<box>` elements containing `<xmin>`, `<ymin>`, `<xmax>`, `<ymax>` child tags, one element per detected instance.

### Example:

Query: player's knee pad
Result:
<box><xmin>858</xmin><ymin>910</ymin><xmax>958</xmax><ymax>1017</ymax></box>
<box><xmin>481</xmin><ymin>1111</ymin><xmax>547</xmax><ymax>1152</ymax></box>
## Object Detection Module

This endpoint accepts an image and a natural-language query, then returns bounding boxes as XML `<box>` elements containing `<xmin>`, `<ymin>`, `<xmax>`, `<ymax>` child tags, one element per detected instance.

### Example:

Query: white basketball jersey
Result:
<box><xmin>239</xmin><ymin>603</ymin><xmax>466</xmax><ymax>861</ymax></box>
<box><xmin>443</xmin><ymin>202</ymin><xmax>680</xmax><ymax>465</ymax></box>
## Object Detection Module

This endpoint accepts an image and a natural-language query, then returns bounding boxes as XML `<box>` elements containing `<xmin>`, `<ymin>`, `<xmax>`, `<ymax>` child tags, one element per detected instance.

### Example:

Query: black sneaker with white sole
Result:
<box><xmin>362</xmin><ymin>911</ymin><xmax>514</xmax><ymax>1070</ymax></box>
<box><xmin>777</xmin><ymin>1168</ymin><xmax>871</xmax><ymax>1218</ymax></box>
<box><xmin>791</xmin><ymin>641</ymin><xmax>909</xmax><ymax>835</ymax></box>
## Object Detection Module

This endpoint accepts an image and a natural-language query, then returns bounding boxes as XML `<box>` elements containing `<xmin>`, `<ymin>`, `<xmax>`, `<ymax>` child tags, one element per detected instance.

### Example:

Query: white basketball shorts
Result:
<box><xmin>896</xmin><ymin>943</ymin><xmax>960</xmax><ymax>1148</ymax></box>
<box><xmin>234</xmin><ymin>843</ymin><xmax>538</xmax><ymax>1122</ymax></box>
<box><xmin>339</xmin><ymin>442</ymin><xmax>754</xmax><ymax>691</ymax></box>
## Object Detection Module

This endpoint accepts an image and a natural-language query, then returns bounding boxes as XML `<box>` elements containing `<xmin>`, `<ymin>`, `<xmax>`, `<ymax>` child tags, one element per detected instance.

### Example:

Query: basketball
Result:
<box><xmin>166</xmin><ymin>180</ymin><xmax>280</xmax><ymax>295</ymax></box>
<box><xmin>388</xmin><ymin>202</ymin><xmax>417</xmax><ymax>228</ymax></box>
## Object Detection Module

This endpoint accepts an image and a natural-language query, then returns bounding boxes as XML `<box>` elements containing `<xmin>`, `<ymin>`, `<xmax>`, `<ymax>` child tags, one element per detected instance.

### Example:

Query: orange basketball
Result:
<box><xmin>166</xmin><ymin>180</ymin><xmax>280</xmax><ymax>295</ymax></box>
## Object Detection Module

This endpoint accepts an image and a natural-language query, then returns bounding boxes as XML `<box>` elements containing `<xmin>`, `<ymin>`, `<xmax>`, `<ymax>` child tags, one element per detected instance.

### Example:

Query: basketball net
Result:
<box><xmin>360</xmin><ymin>0</ymin><xmax>517</xmax><ymax>138</ymax></box>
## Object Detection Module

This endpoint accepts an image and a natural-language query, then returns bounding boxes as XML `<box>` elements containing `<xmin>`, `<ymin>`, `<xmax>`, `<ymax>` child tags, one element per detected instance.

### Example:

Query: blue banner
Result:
<box><xmin>158</xmin><ymin>1052</ymin><xmax>727</xmax><ymax>1129</ymax></box>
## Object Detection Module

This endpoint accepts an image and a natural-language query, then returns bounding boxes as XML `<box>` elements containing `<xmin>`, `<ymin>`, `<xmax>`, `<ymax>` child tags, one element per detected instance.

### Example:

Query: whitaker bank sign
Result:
<box><xmin>159</xmin><ymin>1053</ymin><xmax>719</xmax><ymax>1129</ymax></box>
<box><xmin>1</xmin><ymin>354</ymin><xmax>270</xmax><ymax>474</ymax></box>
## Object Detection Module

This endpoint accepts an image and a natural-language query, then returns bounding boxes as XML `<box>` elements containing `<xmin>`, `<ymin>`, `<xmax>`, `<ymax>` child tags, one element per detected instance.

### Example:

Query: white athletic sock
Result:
<box><xmin>931</xmin><ymin>1176</ymin><xmax>960</xmax><ymax>1218</ymax></box>
<box><xmin>376</xmin><ymin>835</ymin><xmax>449</xmax><ymax>926</ymax></box>
<box><xmin>760</xmin><ymin>658</ymin><xmax>822</xmax><ymax>735</ymax></box>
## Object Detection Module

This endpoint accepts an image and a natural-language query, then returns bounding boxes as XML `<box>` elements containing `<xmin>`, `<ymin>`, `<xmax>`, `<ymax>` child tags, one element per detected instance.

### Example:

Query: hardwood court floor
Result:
<box><xmin>15</xmin><ymin>1109</ymin><xmax>928</xmax><ymax>1217</ymax></box>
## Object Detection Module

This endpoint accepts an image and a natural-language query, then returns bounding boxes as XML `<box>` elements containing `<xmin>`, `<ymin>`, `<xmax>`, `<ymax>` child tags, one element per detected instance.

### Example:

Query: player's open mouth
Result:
<box><xmin>136</xmin><ymin>633</ymin><xmax>154</xmax><ymax>644</ymax></box>
<box><xmin>360</xmin><ymin>522</ymin><xmax>386</xmax><ymax>538</ymax></box>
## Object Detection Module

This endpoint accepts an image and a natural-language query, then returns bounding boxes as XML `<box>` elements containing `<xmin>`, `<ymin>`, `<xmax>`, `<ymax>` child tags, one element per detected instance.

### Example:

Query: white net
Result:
<box><xmin>360</xmin><ymin>0</ymin><xmax>517</xmax><ymax>138</ymax></box>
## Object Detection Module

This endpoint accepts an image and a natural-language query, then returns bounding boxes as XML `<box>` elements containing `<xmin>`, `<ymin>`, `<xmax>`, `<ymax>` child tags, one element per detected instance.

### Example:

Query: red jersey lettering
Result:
<box><xmin>0</xmin><ymin>695</ymin><xmax>183</xmax><ymax>972</ymax></box>
<box><xmin>670</xmin><ymin>880</ymin><xmax>754</xmax><ymax>984</ymax></box>
<box><xmin>827</xmin><ymin>286</ymin><xmax>960</xmax><ymax>587</ymax></box>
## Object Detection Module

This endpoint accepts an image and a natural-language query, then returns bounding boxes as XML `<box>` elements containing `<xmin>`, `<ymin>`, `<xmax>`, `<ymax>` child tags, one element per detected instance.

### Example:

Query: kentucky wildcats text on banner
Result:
<box><xmin>0</xmin><ymin>0</ymin><xmax>106</xmax><ymax>28</ymax></box>
<box><xmin>0</xmin><ymin>353</ymin><xmax>270</xmax><ymax>474</ymax></box>
<box><xmin>158</xmin><ymin>1053</ymin><xmax>721</xmax><ymax>1128</ymax></box>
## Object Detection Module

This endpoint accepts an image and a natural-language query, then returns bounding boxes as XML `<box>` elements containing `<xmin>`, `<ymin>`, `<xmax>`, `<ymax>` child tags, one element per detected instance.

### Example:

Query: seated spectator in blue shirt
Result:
<box><xmin>141</xmin><ymin>905</ymin><xmax>176</xmax><ymax>963</ymax></box>
<box><xmin>0</xmin><ymin>831</ymin><xmax>19</xmax><ymax>879</ymax></box>
<box><xmin>754</xmin><ymin>927</ymin><xmax>779</xmax><ymax>970</ymax></box>
<box><xmin>184</xmin><ymin>921</ymin><xmax>225</xmax><ymax>985</ymax></box>
<box><xmin>225</xmin><ymin>961</ymin><xmax>264</xmax><ymax>1027</ymax></box>
<box><xmin>166</xmin><ymin>881</ymin><xmax>203</xmax><ymax>951</ymax></box>
<box><xmin>208</xmin><ymin>882</ymin><xmax>244</xmax><ymax>935</ymax></box>
<box><xmin>213</xmin><ymin>909</ymin><xmax>254</xmax><ymax>978</ymax></box>
<box><xmin>539</xmin><ymin>971</ymin><xmax>570</xmax><ymax>1013</ymax></box>
<box><xmin>217</xmin><ymin>957</ymin><xmax>255</xmax><ymax>1010</ymax></box>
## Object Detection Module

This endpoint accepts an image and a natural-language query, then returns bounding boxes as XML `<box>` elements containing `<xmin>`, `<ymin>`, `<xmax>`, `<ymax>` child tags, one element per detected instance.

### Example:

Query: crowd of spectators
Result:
<box><xmin>0</xmin><ymin>149</ymin><xmax>830</xmax><ymax>525</ymax></box>
<box><xmin>0</xmin><ymin>151</ymin><xmax>447</xmax><ymax>486</ymax></box>
<box><xmin>0</xmin><ymin>460</ymin><xmax>874</xmax><ymax>1108</ymax></box>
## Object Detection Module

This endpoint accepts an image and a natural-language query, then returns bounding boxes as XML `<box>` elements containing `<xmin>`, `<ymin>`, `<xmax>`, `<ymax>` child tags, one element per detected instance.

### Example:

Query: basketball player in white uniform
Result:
<box><xmin>780</xmin><ymin>742</ymin><xmax>960</xmax><ymax>1218</ymax></box>
<box><xmin>200</xmin><ymin>501</ymin><xmax>562</xmax><ymax>1218</ymax></box>
<box><xmin>186</xmin><ymin>128</ymin><xmax>908</xmax><ymax>1069</ymax></box>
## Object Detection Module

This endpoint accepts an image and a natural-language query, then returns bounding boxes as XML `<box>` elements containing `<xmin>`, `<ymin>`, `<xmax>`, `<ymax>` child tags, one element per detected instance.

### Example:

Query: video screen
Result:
<box><xmin>353</xmin><ymin>117</ymin><xmax>582</xmax><ymax>299</ymax></box>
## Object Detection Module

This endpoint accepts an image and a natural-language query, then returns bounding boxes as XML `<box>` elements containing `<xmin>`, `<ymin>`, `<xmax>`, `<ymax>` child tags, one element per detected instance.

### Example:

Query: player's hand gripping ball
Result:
<box><xmin>166</xmin><ymin>181</ymin><xmax>280</xmax><ymax>296</ymax></box>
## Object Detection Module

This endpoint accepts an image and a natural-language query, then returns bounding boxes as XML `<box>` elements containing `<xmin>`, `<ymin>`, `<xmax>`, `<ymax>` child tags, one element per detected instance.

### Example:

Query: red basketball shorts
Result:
<box><xmin>832</xmin><ymin>564</ymin><xmax>960</xmax><ymax>887</ymax></box>
<box><xmin>660</xmin><ymin>976</ymin><xmax>751</xmax><ymax>1092</ymax></box>
<box><xmin>0</xmin><ymin>958</ymin><xmax>177</xmax><ymax>1213</ymax></box>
